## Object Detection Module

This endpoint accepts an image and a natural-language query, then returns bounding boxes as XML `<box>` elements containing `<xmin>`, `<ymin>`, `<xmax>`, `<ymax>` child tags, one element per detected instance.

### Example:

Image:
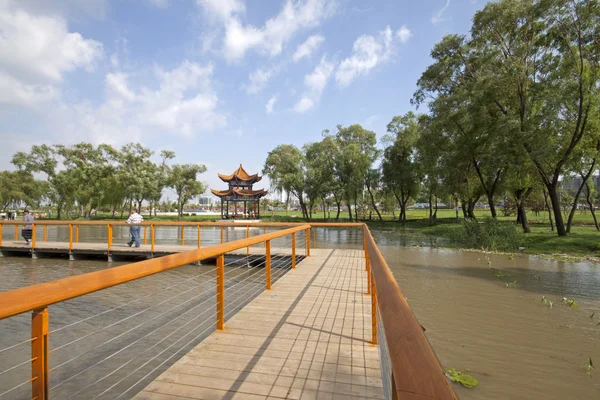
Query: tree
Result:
<box><xmin>263</xmin><ymin>145</ymin><xmax>309</xmax><ymax>219</ymax></box>
<box><xmin>303</xmin><ymin>137</ymin><xmax>337</xmax><ymax>220</ymax></box>
<box><xmin>165</xmin><ymin>164</ymin><xmax>207</xmax><ymax>221</ymax></box>
<box><xmin>333</xmin><ymin>124</ymin><xmax>379</xmax><ymax>222</ymax></box>
<box><xmin>382</xmin><ymin>112</ymin><xmax>422</xmax><ymax>222</ymax></box>
<box><xmin>469</xmin><ymin>0</ymin><xmax>600</xmax><ymax>235</ymax></box>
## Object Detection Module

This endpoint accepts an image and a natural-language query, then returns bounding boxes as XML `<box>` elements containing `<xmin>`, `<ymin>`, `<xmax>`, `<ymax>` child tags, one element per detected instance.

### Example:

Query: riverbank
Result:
<box><xmin>39</xmin><ymin>212</ymin><xmax>600</xmax><ymax>262</ymax></box>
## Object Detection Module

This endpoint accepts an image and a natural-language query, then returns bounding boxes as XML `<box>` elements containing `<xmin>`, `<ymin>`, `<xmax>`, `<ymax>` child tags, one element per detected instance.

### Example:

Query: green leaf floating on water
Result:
<box><xmin>444</xmin><ymin>368</ymin><xmax>479</xmax><ymax>388</ymax></box>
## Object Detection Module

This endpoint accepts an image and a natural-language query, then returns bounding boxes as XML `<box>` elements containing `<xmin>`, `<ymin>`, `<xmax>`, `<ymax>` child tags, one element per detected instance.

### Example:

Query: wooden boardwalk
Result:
<box><xmin>0</xmin><ymin>241</ymin><xmax>297</xmax><ymax>259</ymax></box>
<box><xmin>135</xmin><ymin>249</ymin><xmax>383</xmax><ymax>400</ymax></box>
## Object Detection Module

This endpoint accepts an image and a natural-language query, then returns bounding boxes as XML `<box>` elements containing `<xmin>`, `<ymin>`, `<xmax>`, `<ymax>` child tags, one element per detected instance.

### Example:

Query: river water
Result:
<box><xmin>1</xmin><ymin>226</ymin><xmax>599</xmax><ymax>399</ymax></box>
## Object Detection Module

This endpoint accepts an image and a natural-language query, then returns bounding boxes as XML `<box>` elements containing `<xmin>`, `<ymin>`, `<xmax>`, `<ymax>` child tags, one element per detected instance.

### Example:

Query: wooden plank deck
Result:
<box><xmin>0</xmin><ymin>241</ymin><xmax>298</xmax><ymax>257</ymax></box>
<box><xmin>134</xmin><ymin>249</ymin><xmax>383</xmax><ymax>400</ymax></box>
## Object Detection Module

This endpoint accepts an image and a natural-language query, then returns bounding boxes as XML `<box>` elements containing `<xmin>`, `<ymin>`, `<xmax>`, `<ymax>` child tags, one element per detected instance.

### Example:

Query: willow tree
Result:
<box><xmin>382</xmin><ymin>112</ymin><xmax>422</xmax><ymax>222</ymax></box>
<box><xmin>470</xmin><ymin>0</ymin><xmax>600</xmax><ymax>235</ymax></box>
<box><xmin>263</xmin><ymin>144</ymin><xmax>309</xmax><ymax>219</ymax></box>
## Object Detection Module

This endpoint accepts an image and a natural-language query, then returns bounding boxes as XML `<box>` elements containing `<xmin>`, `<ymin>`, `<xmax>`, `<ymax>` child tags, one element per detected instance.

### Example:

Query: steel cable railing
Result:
<box><xmin>89</xmin><ymin>254</ymin><xmax>292</xmax><ymax>399</ymax></box>
<box><xmin>0</xmin><ymin>224</ymin><xmax>310</xmax><ymax>399</ymax></box>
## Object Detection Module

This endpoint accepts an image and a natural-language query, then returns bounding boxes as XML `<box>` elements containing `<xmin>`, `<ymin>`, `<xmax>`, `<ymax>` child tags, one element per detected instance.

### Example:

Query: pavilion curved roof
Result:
<box><xmin>218</xmin><ymin>164</ymin><xmax>262</xmax><ymax>183</ymax></box>
<box><xmin>210</xmin><ymin>188</ymin><xmax>268</xmax><ymax>198</ymax></box>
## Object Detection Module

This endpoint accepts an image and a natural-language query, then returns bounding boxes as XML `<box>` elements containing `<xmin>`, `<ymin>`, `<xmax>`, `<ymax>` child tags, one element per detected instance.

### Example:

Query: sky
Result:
<box><xmin>0</xmin><ymin>0</ymin><xmax>486</xmax><ymax>201</ymax></box>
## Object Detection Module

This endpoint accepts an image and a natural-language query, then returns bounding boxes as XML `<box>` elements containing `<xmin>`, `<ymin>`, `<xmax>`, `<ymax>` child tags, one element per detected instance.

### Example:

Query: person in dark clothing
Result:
<box><xmin>22</xmin><ymin>210</ymin><xmax>34</xmax><ymax>244</ymax></box>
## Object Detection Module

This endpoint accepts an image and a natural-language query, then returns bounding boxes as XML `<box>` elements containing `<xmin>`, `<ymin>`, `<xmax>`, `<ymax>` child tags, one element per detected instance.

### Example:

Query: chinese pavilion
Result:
<box><xmin>211</xmin><ymin>164</ymin><xmax>268</xmax><ymax>220</ymax></box>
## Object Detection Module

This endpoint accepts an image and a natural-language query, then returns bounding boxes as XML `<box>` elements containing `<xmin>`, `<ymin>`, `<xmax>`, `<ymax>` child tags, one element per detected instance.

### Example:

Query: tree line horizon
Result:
<box><xmin>263</xmin><ymin>0</ymin><xmax>599</xmax><ymax>237</ymax></box>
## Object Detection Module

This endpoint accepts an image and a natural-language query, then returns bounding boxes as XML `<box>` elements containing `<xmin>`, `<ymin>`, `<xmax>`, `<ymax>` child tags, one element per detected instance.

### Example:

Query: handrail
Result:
<box><xmin>0</xmin><ymin>224</ymin><xmax>310</xmax><ymax>320</ymax></box>
<box><xmin>363</xmin><ymin>224</ymin><xmax>457</xmax><ymax>399</ymax></box>
<box><xmin>0</xmin><ymin>220</ymin><xmax>306</xmax><ymax>227</ymax></box>
<box><xmin>0</xmin><ymin>220</ymin><xmax>364</xmax><ymax>227</ymax></box>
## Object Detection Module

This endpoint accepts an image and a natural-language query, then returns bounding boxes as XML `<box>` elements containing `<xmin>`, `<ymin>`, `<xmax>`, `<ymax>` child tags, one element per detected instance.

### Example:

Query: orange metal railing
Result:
<box><xmin>363</xmin><ymin>224</ymin><xmax>457</xmax><ymax>400</ymax></box>
<box><xmin>0</xmin><ymin>224</ymin><xmax>309</xmax><ymax>399</ymax></box>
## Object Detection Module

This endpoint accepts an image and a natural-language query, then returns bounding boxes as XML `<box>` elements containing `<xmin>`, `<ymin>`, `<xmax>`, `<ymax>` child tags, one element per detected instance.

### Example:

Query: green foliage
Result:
<box><xmin>587</xmin><ymin>357</ymin><xmax>594</xmax><ymax>377</ymax></box>
<box><xmin>444</xmin><ymin>368</ymin><xmax>479</xmax><ymax>388</ymax></box>
<box><xmin>453</xmin><ymin>218</ymin><xmax>521</xmax><ymax>251</ymax></box>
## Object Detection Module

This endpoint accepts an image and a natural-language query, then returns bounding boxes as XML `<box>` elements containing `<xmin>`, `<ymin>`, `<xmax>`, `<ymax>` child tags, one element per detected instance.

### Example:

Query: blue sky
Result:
<box><xmin>0</xmin><ymin>0</ymin><xmax>484</xmax><ymax>198</ymax></box>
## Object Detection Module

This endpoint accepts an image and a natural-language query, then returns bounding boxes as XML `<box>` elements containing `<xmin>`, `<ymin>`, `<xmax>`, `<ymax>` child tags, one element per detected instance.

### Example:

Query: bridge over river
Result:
<box><xmin>0</xmin><ymin>221</ymin><xmax>457</xmax><ymax>400</ymax></box>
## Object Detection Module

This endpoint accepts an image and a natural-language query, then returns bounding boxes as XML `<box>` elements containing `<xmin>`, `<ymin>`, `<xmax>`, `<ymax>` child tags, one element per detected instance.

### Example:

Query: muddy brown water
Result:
<box><xmin>1</xmin><ymin>226</ymin><xmax>599</xmax><ymax>399</ymax></box>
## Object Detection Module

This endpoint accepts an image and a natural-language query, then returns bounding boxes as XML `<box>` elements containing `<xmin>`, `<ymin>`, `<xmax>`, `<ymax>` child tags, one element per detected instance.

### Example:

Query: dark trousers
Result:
<box><xmin>22</xmin><ymin>229</ymin><xmax>32</xmax><ymax>241</ymax></box>
<box><xmin>129</xmin><ymin>226</ymin><xmax>141</xmax><ymax>247</ymax></box>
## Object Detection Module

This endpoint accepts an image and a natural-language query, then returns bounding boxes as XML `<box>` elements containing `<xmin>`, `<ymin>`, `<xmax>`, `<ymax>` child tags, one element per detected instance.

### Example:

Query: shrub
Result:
<box><xmin>453</xmin><ymin>218</ymin><xmax>521</xmax><ymax>251</ymax></box>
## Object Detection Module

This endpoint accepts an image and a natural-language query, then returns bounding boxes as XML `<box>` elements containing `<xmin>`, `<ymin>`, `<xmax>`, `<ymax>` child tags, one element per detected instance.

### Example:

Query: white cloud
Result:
<box><xmin>0</xmin><ymin>71</ymin><xmax>59</xmax><ymax>109</ymax></box>
<box><xmin>304</xmin><ymin>56</ymin><xmax>334</xmax><ymax>96</ymax></box>
<box><xmin>335</xmin><ymin>25</ymin><xmax>409</xmax><ymax>87</ymax></box>
<box><xmin>0</xmin><ymin>2</ymin><xmax>103</xmax><ymax>108</ymax></box>
<box><xmin>266</xmin><ymin>95</ymin><xmax>277</xmax><ymax>114</ymax></box>
<box><xmin>293</xmin><ymin>55</ymin><xmax>334</xmax><ymax>113</ymax></box>
<box><xmin>396</xmin><ymin>25</ymin><xmax>412</xmax><ymax>43</ymax></box>
<box><xmin>198</xmin><ymin>0</ymin><xmax>245</xmax><ymax>21</ymax></box>
<box><xmin>431</xmin><ymin>0</ymin><xmax>451</xmax><ymax>25</ymax></box>
<box><xmin>0</xmin><ymin>5</ymin><xmax>103</xmax><ymax>85</ymax></box>
<box><xmin>293</xmin><ymin>34</ymin><xmax>325</xmax><ymax>62</ymax></box>
<box><xmin>199</xmin><ymin>0</ymin><xmax>337</xmax><ymax>61</ymax></box>
<box><xmin>293</xmin><ymin>97</ymin><xmax>314</xmax><ymax>113</ymax></box>
<box><xmin>245</xmin><ymin>68</ymin><xmax>273</xmax><ymax>94</ymax></box>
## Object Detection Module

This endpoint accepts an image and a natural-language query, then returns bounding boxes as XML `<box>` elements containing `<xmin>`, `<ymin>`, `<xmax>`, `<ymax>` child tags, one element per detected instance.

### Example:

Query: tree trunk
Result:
<box><xmin>128</xmin><ymin>199</ymin><xmax>133</xmax><ymax>215</ymax></box>
<box><xmin>514</xmin><ymin>187</ymin><xmax>533</xmax><ymax>233</ymax></box>
<box><xmin>428</xmin><ymin>194</ymin><xmax>434</xmax><ymax>224</ymax></box>
<box><xmin>584</xmin><ymin>183</ymin><xmax>599</xmax><ymax>231</ymax></box>
<box><xmin>543</xmin><ymin>190</ymin><xmax>554</xmax><ymax>231</ymax></box>
<box><xmin>467</xmin><ymin>199</ymin><xmax>476</xmax><ymax>219</ymax></box>
<box><xmin>461</xmin><ymin>200</ymin><xmax>468</xmax><ymax>219</ymax></box>
<box><xmin>566</xmin><ymin>160</ymin><xmax>596</xmax><ymax>233</ymax></box>
<box><xmin>322</xmin><ymin>197</ymin><xmax>327</xmax><ymax>220</ymax></box>
<box><xmin>546</xmin><ymin>184</ymin><xmax>566</xmax><ymax>236</ymax></box>
<box><xmin>178</xmin><ymin>202</ymin><xmax>182</xmax><ymax>221</ymax></box>
<box><xmin>346</xmin><ymin>197</ymin><xmax>353</xmax><ymax>222</ymax></box>
<box><xmin>365</xmin><ymin>184</ymin><xmax>382</xmax><ymax>221</ymax></box>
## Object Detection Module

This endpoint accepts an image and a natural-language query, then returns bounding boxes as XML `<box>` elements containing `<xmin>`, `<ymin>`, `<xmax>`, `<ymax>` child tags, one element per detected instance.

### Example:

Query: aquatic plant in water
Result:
<box><xmin>561</xmin><ymin>297</ymin><xmax>578</xmax><ymax>307</ymax></box>
<box><xmin>444</xmin><ymin>368</ymin><xmax>479</xmax><ymax>388</ymax></box>
<box><xmin>495</xmin><ymin>270</ymin><xmax>510</xmax><ymax>278</ymax></box>
<box><xmin>586</xmin><ymin>357</ymin><xmax>594</xmax><ymax>377</ymax></box>
<box><xmin>541</xmin><ymin>296</ymin><xmax>547</xmax><ymax>305</ymax></box>
<box><xmin>505</xmin><ymin>280</ymin><xmax>517</xmax><ymax>288</ymax></box>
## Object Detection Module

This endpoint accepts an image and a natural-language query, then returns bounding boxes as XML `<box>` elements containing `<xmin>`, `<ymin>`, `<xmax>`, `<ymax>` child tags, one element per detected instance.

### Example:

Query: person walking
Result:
<box><xmin>22</xmin><ymin>210</ymin><xmax>34</xmax><ymax>244</ymax></box>
<box><xmin>126</xmin><ymin>208</ymin><xmax>144</xmax><ymax>247</ymax></box>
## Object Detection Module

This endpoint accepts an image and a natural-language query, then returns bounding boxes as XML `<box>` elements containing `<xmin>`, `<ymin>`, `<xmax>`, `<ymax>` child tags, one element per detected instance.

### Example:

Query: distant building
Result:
<box><xmin>562</xmin><ymin>176</ymin><xmax>583</xmax><ymax>190</ymax></box>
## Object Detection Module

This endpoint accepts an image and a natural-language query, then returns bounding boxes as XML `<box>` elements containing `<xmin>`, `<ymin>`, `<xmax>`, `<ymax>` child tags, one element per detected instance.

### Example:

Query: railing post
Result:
<box><xmin>0</xmin><ymin>224</ymin><xmax>3</xmax><ymax>246</ymax></box>
<box><xmin>68</xmin><ymin>224</ymin><xmax>73</xmax><ymax>250</ymax></box>
<box><xmin>246</xmin><ymin>226</ymin><xmax>250</xmax><ymax>255</ymax></box>
<box><xmin>143</xmin><ymin>226</ymin><xmax>147</xmax><ymax>245</ymax></box>
<box><xmin>306</xmin><ymin>228</ymin><xmax>311</xmax><ymax>257</ymax></box>
<box><xmin>291</xmin><ymin>232</ymin><xmax>296</xmax><ymax>269</ymax></box>
<box><xmin>371</xmin><ymin>272</ymin><xmax>377</xmax><ymax>345</ymax></box>
<box><xmin>197</xmin><ymin>225</ymin><xmax>201</xmax><ymax>249</ymax></box>
<box><xmin>43</xmin><ymin>225</ymin><xmax>47</xmax><ymax>242</ymax></box>
<box><xmin>75</xmin><ymin>225</ymin><xmax>79</xmax><ymax>243</ymax></box>
<box><xmin>151</xmin><ymin>224</ymin><xmax>155</xmax><ymax>253</ymax></box>
<box><xmin>181</xmin><ymin>226</ymin><xmax>185</xmax><ymax>246</ymax></box>
<box><xmin>31</xmin><ymin>307</ymin><xmax>49</xmax><ymax>399</ymax></box>
<box><xmin>363</xmin><ymin>231</ymin><xmax>368</xmax><ymax>271</ymax></box>
<box><xmin>221</xmin><ymin>226</ymin><xmax>224</xmax><ymax>244</ymax></box>
<box><xmin>266</xmin><ymin>240</ymin><xmax>271</xmax><ymax>290</ymax></box>
<box><xmin>14</xmin><ymin>224</ymin><xmax>18</xmax><ymax>241</ymax></box>
<box><xmin>216</xmin><ymin>254</ymin><xmax>224</xmax><ymax>330</ymax></box>
<box><xmin>263</xmin><ymin>227</ymin><xmax>266</xmax><ymax>248</ymax></box>
<box><xmin>365</xmin><ymin>247</ymin><xmax>371</xmax><ymax>295</ymax></box>
<box><xmin>32</xmin><ymin>224</ymin><xmax>36</xmax><ymax>248</ymax></box>
<box><xmin>107</xmin><ymin>224</ymin><xmax>112</xmax><ymax>252</ymax></box>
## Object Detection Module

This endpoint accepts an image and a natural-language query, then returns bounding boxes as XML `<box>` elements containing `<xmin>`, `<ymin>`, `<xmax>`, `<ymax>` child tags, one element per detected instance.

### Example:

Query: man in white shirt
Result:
<box><xmin>126</xmin><ymin>208</ymin><xmax>144</xmax><ymax>247</ymax></box>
